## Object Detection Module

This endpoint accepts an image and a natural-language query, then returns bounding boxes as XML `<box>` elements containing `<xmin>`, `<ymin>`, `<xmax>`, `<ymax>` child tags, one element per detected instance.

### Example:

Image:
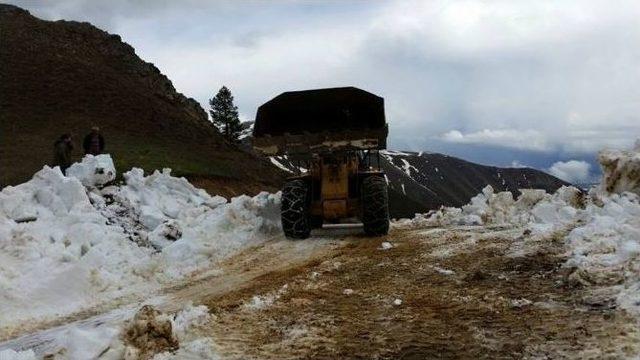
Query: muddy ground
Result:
<box><xmin>2</xmin><ymin>225</ymin><xmax>638</xmax><ymax>359</ymax></box>
<box><xmin>194</xmin><ymin>226</ymin><xmax>639</xmax><ymax>359</ymax></box>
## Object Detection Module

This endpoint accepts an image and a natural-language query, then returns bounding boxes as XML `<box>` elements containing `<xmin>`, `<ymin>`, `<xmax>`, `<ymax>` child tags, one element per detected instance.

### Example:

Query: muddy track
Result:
<box><xmin>199</xmin><ymin>226</ymin><xmax>640</xmax><ymax>359</ymax></box>
<box><xmin>0</xmin><ymin>235</ymin><xmax>343</xmax><ymax>356</ymax></box>
<box><xmin>2</xmin><ymin>225</ymin><xmax>638</xmax><ymax>359</ymax></box>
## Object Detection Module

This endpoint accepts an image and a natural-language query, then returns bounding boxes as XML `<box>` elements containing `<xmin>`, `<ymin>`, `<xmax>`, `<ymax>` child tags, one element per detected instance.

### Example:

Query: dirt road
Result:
<box><xmin>2</xmin><ymin>225</ymin><xmax>639</xmax><ymax>359</ymax></box>
<box><xmin>195</xmin><ymin>225</ymin><xmax>639</xmax><ymax>359</ymax></box>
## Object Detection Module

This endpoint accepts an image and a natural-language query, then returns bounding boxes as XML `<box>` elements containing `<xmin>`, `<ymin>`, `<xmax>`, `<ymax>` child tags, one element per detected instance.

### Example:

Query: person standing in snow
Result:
<box><xmin>53</xmin><ymin>134</ymin><xmax>73</xmax><ymax>175</ymax></box>
<box><xmin>83</xmin><ymin>126</ymin><xmax>105</xmax><ymax>155</ymax></box>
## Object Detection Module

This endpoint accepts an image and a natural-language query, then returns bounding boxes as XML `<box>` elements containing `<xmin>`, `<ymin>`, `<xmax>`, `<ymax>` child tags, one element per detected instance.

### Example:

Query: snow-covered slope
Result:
<box><xmin>0</xmin><ymin>155</ymin><xmax>281</xmax><ymax>335</ymax></box>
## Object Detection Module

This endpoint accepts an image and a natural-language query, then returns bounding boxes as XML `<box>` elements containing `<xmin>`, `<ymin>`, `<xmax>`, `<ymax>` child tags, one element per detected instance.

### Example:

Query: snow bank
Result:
<box><xmin>0</xmin><ymin>155</ymin><xmax>281</xmax><ymax>333</ymax></box>
<box><xmin>66</xmin><ymin>154</ymin><xmax>116</xmax><ymax>187</ymax></box>
<box><xmin>407</xmin><ymin>185</ymin><xmax>583</xmax><ymax>234</ymax></box>
<box><xmin>564</xmin><ymin>142</ymin><xmax>640</xmax><ymax>315</ymax></box>
<box><xmin>403</xmin><ymin>140</ymin><xmax>640</xmax><ymax>316</ymax></box>
<box><xmin>597</xmin><ymin>140</ymin><xmax>640</xmax><ymax>196</ymax></box>
<box><xmin>0</xmin><ymin>349</ymin><xmax>36</xmax><ymax>360</ymax></box>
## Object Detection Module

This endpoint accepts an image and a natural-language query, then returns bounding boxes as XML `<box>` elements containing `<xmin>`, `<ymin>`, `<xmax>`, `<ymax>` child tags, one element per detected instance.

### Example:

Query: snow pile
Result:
<box><xmin>597</xmin><ymin>140</ymin><xmax>640</xmax><ymax>196</ymax></box>
<box><xmin>563</xmin><ymin>143</ymin><xmax>640</xmax><ymax>315</ymax></box>
<box><xmin>0</xmin><ymin>155</ymin><xmax>281</xmax><ymax>332</ymax></box>
<box><xmin>565</xmin><ymin>191</ymin><xmax>640</xmax><ymax>314</ymax></box>
<box><xmin>22</xmin><ymin>304</ymin><xmax>218</xmax><ymax>360</ymax></box>
<box><xmin>404</xmin><ymin>141</ymin><xmax>640</xmax><ymax>316</ymax></box>
<box><xmin>408</xmin><ymin>185</ymin><xmax>583</xmax><ymax>233</ymax></box>
<box><xmin>0</xmin><ymin>349</ymin><xmax>36</xmax><ymax>360</ymax></box>
<box><xmin>66</xmin><ymin>154</ymin><xmax>116</xmax><ymax>187</ymax></box>
<box><xmin>57</xmin><ymin>323</ymin><xmax>122</xmax><ymax>360</ymax></box>
<box><xmin>153</xmin><ymin>304</ymin><xmax>218</xmax><ymax>360</ymax></box>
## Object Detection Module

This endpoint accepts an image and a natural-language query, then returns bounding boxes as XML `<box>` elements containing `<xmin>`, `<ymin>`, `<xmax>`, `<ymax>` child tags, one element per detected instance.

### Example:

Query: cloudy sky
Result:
<box><xmin>11</xmin><ymin>0</ymin><xmax>640</xmax><ymax>183</ymax></box>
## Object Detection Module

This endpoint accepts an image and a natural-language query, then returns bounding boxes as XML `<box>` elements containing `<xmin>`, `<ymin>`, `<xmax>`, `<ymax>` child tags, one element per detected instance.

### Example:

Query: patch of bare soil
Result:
<box><xmin>122</xmin><ymin>305</ymin><xmax>178</xmax><ymax>360</ymax></box>
<box><xmin>201</xmin><ymin>227</ymin><xmax>640</xmax><ymax>359</ymax></box>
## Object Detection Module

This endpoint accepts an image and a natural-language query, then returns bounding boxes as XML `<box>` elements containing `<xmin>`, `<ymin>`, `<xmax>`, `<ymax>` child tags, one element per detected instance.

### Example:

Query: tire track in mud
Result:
<box><xmin>3</xmin><ymin>226</ymin><xmax>639</xmax><ymax>359</ymax></box>
<box><xmin>0</xmin><ymin>234</ymin><xmax>346</xmax><ymax>356</ymax></box>
<box><xmin>200</xmin><ymin>226</ymin><xmax>640</xmax><ymax>359</ymax></box>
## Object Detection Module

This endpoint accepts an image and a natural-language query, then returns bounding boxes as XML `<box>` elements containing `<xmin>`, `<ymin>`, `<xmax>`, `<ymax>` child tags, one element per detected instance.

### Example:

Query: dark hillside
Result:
<box><xmin>380</xmin><ymin>151</ymin><xmax>570</xmax><ymax>218</ymax></box>
<box><xmin>266</xmin><ymin>149</ymin><xmax>570</xmax><ymax>219</ymax></box>
<box><xmin>0</xmin><ymin>4</ymin><xmax>282</xmax><ymax>196</ymax></box>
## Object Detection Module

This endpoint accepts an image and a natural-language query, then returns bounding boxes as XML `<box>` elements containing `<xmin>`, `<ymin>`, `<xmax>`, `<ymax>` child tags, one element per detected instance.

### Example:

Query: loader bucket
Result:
<box><xmin>252</xmin><ymin>87</ymin><xmax>388</xmax><ymax>155</ymax></box>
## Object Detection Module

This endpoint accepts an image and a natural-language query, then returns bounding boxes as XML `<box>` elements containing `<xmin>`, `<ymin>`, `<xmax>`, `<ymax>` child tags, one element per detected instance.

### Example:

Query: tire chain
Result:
<box><xmin>362</xmin><ymin>176</ymin><xmax>390</xmax><ymax>236</ymax></box>
<box><xmin>281</xmin><ymin>179</ymin><xmax>311</xmax><ymax>239</ymax></box>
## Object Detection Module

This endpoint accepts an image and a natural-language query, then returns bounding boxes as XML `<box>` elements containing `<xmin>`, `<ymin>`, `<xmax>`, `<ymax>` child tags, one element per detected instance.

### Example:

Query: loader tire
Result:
<box><xmin>362</xmin><ymin>176</ymin><xmax>390</xmax><ymax>236</ymax></box>
<box><xmin>281</xmin><ymin>179</ymin><xmax>311</xmax><ymax>239</ymax></box>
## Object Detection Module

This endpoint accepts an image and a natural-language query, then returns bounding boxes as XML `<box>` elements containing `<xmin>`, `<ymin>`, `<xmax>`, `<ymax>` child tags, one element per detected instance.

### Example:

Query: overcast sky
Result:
<box><xmin>10</xmin><ymin>0</ymin><xmax>640</xmax><ymax>183</ymax></box>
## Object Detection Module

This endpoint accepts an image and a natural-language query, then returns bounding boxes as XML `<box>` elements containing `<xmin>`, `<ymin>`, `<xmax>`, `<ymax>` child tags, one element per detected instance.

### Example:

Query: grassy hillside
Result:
<box><xmin>0</xmin><ymin>4</ymin><xmax>283</xmax><ymax>197</ymax></box>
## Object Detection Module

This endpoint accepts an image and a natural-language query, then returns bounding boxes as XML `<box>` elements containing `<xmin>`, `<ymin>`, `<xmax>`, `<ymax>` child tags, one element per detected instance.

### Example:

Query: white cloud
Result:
<box><xmin>547</xmin><ymin>160</ymin><xmax>592</xmax><ymax>183</ymax></box>
<box><xmin>8</xmin><ymin>0</ymin><xmax>640</xmax><ymax>159</ymax></box>
<box><xmin>440</xmin><ymin>129</ymin><xmax>551</xmax><ymax>152</ymax></box>
<box><xmin>509</xmin><ymin>160</ymin><xmax>527</xmax><ymax>169</ymax></box>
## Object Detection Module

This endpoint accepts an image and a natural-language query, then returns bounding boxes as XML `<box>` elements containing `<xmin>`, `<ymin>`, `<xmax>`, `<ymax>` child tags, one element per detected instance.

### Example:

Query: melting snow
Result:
<box><xmin>3</xmin><ymin>141</ymin><xmax>640</xmax><ymax>356</ymax></box>
<box><xmin>0</xmin><ymin>155</ymin><xmax>281</xmax><ymax>331</ymax></box>
<box><xmin>400</xmin><ymin>158</ymin><xmax>419</xmax><ymax>177</ymax></box>
<box><xmin>401</xmin><ymin>140</ymin><xmax>640</xmax><ymax>317</ymax></box>
<box><xmin>269</xmin><ymin>157</ymin><xmax>294</xmax><ymax>173</ymax></box>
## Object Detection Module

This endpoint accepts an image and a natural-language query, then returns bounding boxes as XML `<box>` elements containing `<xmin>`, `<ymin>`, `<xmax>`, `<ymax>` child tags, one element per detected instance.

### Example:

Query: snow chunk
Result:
<box><xmin>0</xmin><ymin>349</ymin><xmax>37</xmax><ymax>360</ymax></box>
<box><xmin>393</xmin><ymin>298</ymin><xmax>403</xmax><ymax>306</ymax></box>
<box><xmin>510</xmin><ymin>298</ymin><xmax>532</xmax><ymax>308</ymax></box>
<box><xmin>153</xmin><ymin>338</ymin><xmax>218</xmax><ymax>360</ymax></box>
<box><xmin>433</xmin><ymin>266</ymin><xmax>455</xmax><ymax>275</ymax></box>
<box><xmin>598</xmin><ymin>140</ymin><xmax>640</xmax><ymax>196</ymax></box>
<box><xmin>379</xmin><ymin>241</ymin><xmax>394</xmax><ymax>250</ymax></box>
<box><xmin>244</xmin><ymin>284</ymin><xmax>289</xmax><ymax>310</ymax></box>
<box><xmin>59</xmin><ymin>324</ymin><xmax>121</xmax><ymax>360</ymax></box>
<box><xmin>172</xmin><ymin>304</ymin><xmax>211</xmax><ymax>339</ymax></box>
<box><xmin>66</xmin><ymin>154</ymin><xmax>116</xmax><ymax>187</ymax></box>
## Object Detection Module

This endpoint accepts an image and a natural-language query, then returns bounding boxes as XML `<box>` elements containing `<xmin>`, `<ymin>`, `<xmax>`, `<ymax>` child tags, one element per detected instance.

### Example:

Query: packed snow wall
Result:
<box><xmin>0</xmin><ymin>154</ymin><xmax>281</xmax><ymax>330</ymax></box>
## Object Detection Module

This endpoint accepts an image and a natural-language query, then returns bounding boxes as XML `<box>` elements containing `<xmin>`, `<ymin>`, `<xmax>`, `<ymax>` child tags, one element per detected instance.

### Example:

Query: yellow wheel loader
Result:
<box><xmin>252</xmin><ymin>87</ymin><xmax>390</xmax><ymax>239</ymax></box>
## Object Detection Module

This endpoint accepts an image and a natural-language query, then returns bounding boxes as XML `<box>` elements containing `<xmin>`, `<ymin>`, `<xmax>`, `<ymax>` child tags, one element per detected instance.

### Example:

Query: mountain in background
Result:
<box><xmin>269</xmin><ymin>150</ymin><xmax>569</xmax><ymax>218</ymax></box>
<box><xmin>240</xmin><ymin>122</ymin><xmax>570</xmax><ymax>218</ymax></box>
<box><xmin>0</xmin><ymin>3</ymin><xmax>569</xmax><ymax>214</ymax></box>
<box><xmin>0</xmin><ymin>4</ymin><xmax>283</xmax><ymax>197</ymax></box>
<box><xmin>379</xmin><ymin>150</ymin><xmax>569</xmax><ymax>218</ymax></box>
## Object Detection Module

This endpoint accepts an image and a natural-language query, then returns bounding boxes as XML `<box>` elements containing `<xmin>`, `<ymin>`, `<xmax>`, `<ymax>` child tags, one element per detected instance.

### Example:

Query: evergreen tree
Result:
<box><xmin>209</xmin><ymin>86</ymin><xmax>242</xmax><ymax>142</ymax></box>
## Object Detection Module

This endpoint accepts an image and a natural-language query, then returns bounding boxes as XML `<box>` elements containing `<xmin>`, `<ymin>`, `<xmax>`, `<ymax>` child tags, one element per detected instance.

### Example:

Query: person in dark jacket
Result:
<box><xmin>54</xmin><ymin>134</ymin><xmax>73</xmax><ymax>175</ymax></box>
<box><xmin>83</xmin><ymin>126</ymin><xmax>105</xmax><ymax>155</ymax></box>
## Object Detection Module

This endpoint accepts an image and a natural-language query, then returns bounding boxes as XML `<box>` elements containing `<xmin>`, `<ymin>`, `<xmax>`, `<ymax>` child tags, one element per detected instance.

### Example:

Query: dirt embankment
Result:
<box><xmin>197</xmin><ymin>226</ymin><xmax>639</xmax><ymax>359</ymax></box>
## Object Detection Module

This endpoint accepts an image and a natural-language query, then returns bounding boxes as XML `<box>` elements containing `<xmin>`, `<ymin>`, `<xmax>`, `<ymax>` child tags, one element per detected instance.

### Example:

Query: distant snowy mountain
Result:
<box><xmin>240</xmin><ymin>121</ymin><xmax>568</xmax><ymax>218</ymax></box>
<box><xmin>265</xmin><ymin>150</ymin><xmax>568</xmax><ymax>218</ymax></box>
<box><xmin>378</xmin><ymin>150</ymin><xmax>569</xmax><ymax>218</ymax></box>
